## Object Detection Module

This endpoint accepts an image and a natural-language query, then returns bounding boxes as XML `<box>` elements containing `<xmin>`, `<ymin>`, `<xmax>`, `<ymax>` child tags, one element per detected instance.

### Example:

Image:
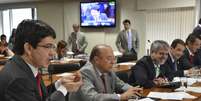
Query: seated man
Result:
<box><xmin>0</xmin><ymin>34</ymin><xmax>14</xmax><ymax>57</ymax></box>
<box><xmin>163</xmin><ymin>39</ymin><xmax>186</xmax><ymax>79</ymax></box>
<box><xmin>129</xmin><ymin>40</ymin><xmax>170</xmax><ymax>88</ymax></box>
<box><xmin>178</xmin><ymin>34</ymin><xmax>201</xmax><ymax>70</ymax></box>
<box><xmin>0</xmin><ymin>19</ymin><xmax>82</xmax><ymax>101</ymax></box>
<box><xmin>69</xmin><ymin>44</ymin><xmax>142</xmax><ymax>101</ymax></box>
<box><xmin>56</xmin><ymin>40</ymin><xmax>68</xmax><ymax>60</ymax></box>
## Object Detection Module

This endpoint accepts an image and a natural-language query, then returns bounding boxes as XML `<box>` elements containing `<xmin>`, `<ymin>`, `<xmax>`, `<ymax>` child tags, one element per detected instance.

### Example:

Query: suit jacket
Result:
<box><xmin>68</xmin><ymin>32</ymin><xmax>88</xmax><ymax>54</ymax></box>
<box><xmin>0</xmin><ymin>55</ymin><xmax>65</xmax><ymax>101</ymax></box>
<box><xmin>116</xmin><ymin>29</ymin><xmax>139</xmax><ymax>53</ymax></box>
<box><xmin>193</xmin><ymin>25</ymin><xmax>201</xmax><ymax>37</ymax></box>
<box><xmin>178</xmin><ymin>48</ymin><xmax>196</xmax><ymax>70</ymax></box>
<box><xmin>194</xmin><ymin>49</ymin><xmax>201</xmax><ymax>67</ymax></box>
<box><xmin>163</xmin><ymin>54</ymin><xmax>184</xmax><ymax>79</ymax></box>
<box><xmin>69</xmin><ymin>62</ymin><xmax>131</xmax><ymax>101</ymax></box>
<box><xmin>128</xmin><ymin>56</ymin><xmax>169</xmax><ymax>88</ymax></box>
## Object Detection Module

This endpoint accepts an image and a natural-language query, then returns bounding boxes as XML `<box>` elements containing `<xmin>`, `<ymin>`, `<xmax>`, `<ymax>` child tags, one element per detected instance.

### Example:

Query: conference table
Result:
<box><xmin>42</xmin><ymin>62</ymin><xmax>134</xmax><ymax>86</ymax></box>
<box><xmin>141</xmin><ymin>82</ymin><xmax>201</xmax><ymax>101</ymax></box>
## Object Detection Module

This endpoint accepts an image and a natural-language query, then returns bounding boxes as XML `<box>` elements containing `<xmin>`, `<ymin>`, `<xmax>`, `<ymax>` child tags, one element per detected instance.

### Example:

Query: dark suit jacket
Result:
<box><xmin>193</xmin><ymin>25</ymin><xmax>201</xmax><ymax>36</ymax></box>
<box><xmin>178</xmin><ymin>49</ymin><xmax>196</xmax><ymax>70</ymax></box>
<box><xmin>163</xmin><ymin>54</ymin><xmax>184</xmax><ymax>79</ymax></box>
<box><xmin>128</xmin><ymin>56</ymin><xmax>169</xmax><ymax>88</ymax></box>
<box><xmin>0</xmin><ymin>55</ymin><xmax>65</xmax><ymax>101</ymax></box>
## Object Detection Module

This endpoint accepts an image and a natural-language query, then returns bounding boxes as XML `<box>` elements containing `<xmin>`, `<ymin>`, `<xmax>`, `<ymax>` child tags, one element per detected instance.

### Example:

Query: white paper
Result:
<box><xmin>147</xmin><ymin>92</ymin><xmax>196</xmax><ymax>100</ymax></box>
<box><xmin>176</xmin><ymin>87</ymin><xmax>201</xmax><ymax>93</ymax></box>
<box><xmin>66</xmin><ymin>51</ymin><xmax>74</xmax><ymax>55</ymax></box>
<box><xmin>113</xmin><ymin>51</ymin><xmax>122</xmax><ymax>56</ymax></box>
<box><xmin>138</xmin><ymin>98</ymin><xmax>155</xmax><ymax>101</ymax></box>
<box><xmin>117</xmin><ymin>62</ymin><xmax>136</xmax><ymax>66</ymax></box>
<box><xmin>56</xmin><ymin>73</ymin><xmax>74</xmax><ymax>77</ymax></box>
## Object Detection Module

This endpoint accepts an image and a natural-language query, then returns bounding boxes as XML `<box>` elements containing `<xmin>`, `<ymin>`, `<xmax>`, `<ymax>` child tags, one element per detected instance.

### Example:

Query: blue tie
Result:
<box><xmin>127</xmin><ymin>31</ymin><xmax>132</xmax><ymax>51</ymax></box>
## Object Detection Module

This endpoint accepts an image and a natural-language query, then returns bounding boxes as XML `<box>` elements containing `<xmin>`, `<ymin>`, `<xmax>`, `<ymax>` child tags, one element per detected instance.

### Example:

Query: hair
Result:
<box><xmin>186</xmin><ymin>33</ymin><xmax>201</xmax><ymax>45</ymax></box>
<box><xmin>171</xmin><ymin>39</ymin><xmax>185</xmax><ymax>48</ymax></box>
<box><xmin>199</xmin><ymin>18</ymin><xmax>201</xmax><ymax>24</ymax></box>
<box><xmin>0</xmin><ymin>34</ymin><xmax>6</xmax><ymax>40</ymax></box>
<box><xmin>89</xmin><ymin>44</ymin><xmax>111</xmax><ymax>62</ymax></box>
<box><xmin>150</xmin><ymin>40</ymin><xmax>169</xmax><ymax>53</ymax></box>
<box><xmin>123</xmin><ymin>19</ymin><xmax>131</xmax><ymax>25</ymax></box>
<box><xmin>13</xmin><ymin>19</ymin><xmax>56</xmax><ymax>55</ymax></box>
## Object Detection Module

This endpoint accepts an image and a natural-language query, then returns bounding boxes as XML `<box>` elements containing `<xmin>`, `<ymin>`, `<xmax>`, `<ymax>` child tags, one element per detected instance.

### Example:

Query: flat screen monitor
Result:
<box><xmin>80</xmin><ymin>1</ymin><xmax>116</xmax><ymax>27</ymax></box>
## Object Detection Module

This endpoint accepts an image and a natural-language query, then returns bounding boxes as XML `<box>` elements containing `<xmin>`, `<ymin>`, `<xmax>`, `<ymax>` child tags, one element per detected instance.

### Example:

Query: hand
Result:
<box><xmin>120</xmin><ymin>49</ymin><xmax>125</xmax><ymax>54</ymax></box>
<box><xmin>153</xmin><ymin>77</ymin><xmax>168</xmax><ymax>86</ymax></box>
<box><xmin>120</xmin><ymin>87</ymin><xmax>143</xmax><ymax>101</ymax></box>
<box><xmin>60</xmin><ymin>71</ymin><xmax>83</xmax><ymax>92</ymax></box>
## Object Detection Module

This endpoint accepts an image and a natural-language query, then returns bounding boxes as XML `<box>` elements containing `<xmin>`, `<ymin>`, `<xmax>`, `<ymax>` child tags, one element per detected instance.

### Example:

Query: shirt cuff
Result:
<box><xmin>184</xmin><ymin>70</ymin><xmax>188</xmax><ymax>76</ymax></box>
<box><xmin>55</xmin><ymin>79</ymin><xmax>68</xmax><ymax>96</ymax></box>
<box><xmin>117</xmin><ymin>94</ymin><xmax>121</xmax><ymax>101</ymax></box>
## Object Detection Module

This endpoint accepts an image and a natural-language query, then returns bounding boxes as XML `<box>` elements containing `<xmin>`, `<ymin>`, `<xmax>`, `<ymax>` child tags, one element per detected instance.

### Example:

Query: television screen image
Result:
<box><xmin>80</xmin><ymin>1</ymin><xmax>116</xmax><ymax>27</ymax></box>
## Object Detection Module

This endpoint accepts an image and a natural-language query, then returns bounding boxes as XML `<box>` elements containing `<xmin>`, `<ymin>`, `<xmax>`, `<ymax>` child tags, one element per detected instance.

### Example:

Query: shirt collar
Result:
<box><xmin>198</xmin><ymin>24</ymin><xmax>201</xmax><ymax>27</ymax></box>
<box><xmin>186</xmin><ymin>46</ymin><xmax>194</xmax><ymax>56</ymax></box>
<box><xmin>169</xmin><ymin>52</ymin><xmax>175</xmax><ymax>62</ymax></box>
<box><xmin>27</xmin><ymin>63</ymin><xmax>39</xmax><ymax>77</ymax></box>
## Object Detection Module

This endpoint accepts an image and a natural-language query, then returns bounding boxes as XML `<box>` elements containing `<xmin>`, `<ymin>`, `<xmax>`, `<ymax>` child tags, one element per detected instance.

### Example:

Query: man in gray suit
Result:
<box><xmin>68</xmin><ymin>24</ymin><xmax>88</xmax><ymax>55</ymax></box>
<box><xmin>69</xmin><ymin>44</ymin><xmax>142</xmax><ymax>101</ymax></box>
<box><xmin>116</xmin><ymin>19</ymin><xmax>139</xmax><ymax>62</ymax></box>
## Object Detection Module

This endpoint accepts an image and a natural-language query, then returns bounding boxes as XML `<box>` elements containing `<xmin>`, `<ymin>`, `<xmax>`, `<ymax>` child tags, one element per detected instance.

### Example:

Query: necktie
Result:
<box><xmin>173</xmin><ymin>61</ymin><xmax>177</xmax><ymax>71</ymax></box>
<box><xmin>155</xmin><ymin>66</ymin><xmax>160</xmax><ymax>78</ymax></box>
<box><xmin>101</xmin><ymin>74</ymin><xmax>107</xmax><ymax>93</ymax></box>
<box><xmin>36</xmin><ymin>73</ymin><xmax>43</xmax><ymax>97</ymax></box>
<box><xmin>127</xmin><ymin>31</ymin><xmax>132</xmax><ymax>51</ymax></box>
<box><xmin>189</xmin><ymin>55</ymin><xmax>194</xmax><ymax>64</ymax></box>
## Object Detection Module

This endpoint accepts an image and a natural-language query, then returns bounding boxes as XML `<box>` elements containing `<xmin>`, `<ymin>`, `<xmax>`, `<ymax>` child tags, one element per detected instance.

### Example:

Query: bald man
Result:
<box><xmin>69</xmin><ymin>44</ymin><xmax>142</xmax><ymax>101</ymax></box>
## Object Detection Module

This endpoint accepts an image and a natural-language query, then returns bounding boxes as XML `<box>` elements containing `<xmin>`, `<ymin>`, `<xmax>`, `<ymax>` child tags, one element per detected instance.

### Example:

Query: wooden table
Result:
<box><xmin>142</xmin><ymin>82</ymin><xmax>201</xmax><ymax>101</ymax></box>
<box><xmin>42</xmin><ymin>64</ymin><xmax>133</xmax><ymax>86</ymax></box>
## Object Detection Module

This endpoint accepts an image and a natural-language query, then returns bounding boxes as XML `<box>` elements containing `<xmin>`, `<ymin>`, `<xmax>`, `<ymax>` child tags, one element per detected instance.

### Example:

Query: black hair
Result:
<box><xmin>13</xmin><ymin>19</ymin><xmax>56</xmax><ymax>55</ymax></box>
<box><xmin>123</xmin><ymin>19</ymin><xmax>131</xmax><ymax>25</ymax></box>
<box><xmin>171</xmin><ymin>39</ymin><xmax>185</xmax><ymax>48</ymax></box>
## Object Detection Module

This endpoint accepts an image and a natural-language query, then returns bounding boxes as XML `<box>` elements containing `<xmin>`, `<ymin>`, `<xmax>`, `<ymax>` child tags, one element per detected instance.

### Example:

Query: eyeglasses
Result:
<box><xmin>37</xmin><ymin>44</ymin><xmax>56</xmax><ymax>51</ymax></box>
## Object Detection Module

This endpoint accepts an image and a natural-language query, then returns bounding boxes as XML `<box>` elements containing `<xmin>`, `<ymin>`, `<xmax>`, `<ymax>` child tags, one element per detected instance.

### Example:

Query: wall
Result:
<box><xmin>138</xmin><ymin>0</ymin><xmax>195</xmax><ymax>10</ymax></box>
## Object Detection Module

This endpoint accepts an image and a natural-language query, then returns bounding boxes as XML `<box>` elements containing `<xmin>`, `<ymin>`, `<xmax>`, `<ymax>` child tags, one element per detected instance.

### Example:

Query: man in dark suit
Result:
<box><xmin>69</xmin><ymin>44</ymin><xmax>142</xmax><ymax>101</ymax></box>
<box><xmin>163</xmin><ymin>39</ymin><xmax>186</xmax><ymax>80</ymax></box>
<box><xmin>0</xmin><ymin>19</ymin><xmax>82</xmax><ymax>101</ymax></box>
<box><xmin>193</xmin><ymin>18</ymin><xmax>201</xmax><ymax>37</ymax></box>
<box><xmin>178</xmin><ymin>34</ymin><xmax>201</xmax><ymax>71</ymax></box>
<box><xmin>129</xmin><ymin>40</ymin><xmax>170</xmax><ymax>88</ymax></box>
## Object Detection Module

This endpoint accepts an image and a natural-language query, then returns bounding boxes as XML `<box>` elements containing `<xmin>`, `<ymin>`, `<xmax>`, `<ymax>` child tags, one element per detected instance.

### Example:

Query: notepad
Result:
<box><xmin>147</xmin><ymin>92</ymin><xmax>196</xmax><ymax>100</ymax></box>
<box><xmin>117</xmin><ymin>62</ymin><xmax>136</xmax><ymax>66</ymax></box>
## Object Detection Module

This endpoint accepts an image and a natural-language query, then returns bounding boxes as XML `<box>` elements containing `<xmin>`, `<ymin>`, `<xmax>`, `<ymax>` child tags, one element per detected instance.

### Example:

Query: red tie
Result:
<box><xmin>36</xmin><ymin>73</ymin><xmax>43</xmax><ymax>97</ymax></box>
<box><xmin>189</xmin><ymin>55</ymin><xmax>193</xmax><ymax>64</ymax></box>
<box><xmin>101</xmin><ymin>74</ymin><xmax>107</xmax><ymax>93</ymax></box>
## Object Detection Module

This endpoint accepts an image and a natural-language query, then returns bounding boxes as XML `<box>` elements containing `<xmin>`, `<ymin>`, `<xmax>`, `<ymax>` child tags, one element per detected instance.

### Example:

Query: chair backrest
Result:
<box><xmin>48</xmin><ymin>63</ymin><xmax>81</xmax><ymax>74</ymax></box>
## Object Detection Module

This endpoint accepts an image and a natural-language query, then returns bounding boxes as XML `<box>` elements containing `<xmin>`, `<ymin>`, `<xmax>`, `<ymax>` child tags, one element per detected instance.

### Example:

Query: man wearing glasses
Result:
<box><xmin>69</xmin><ymin>44</ymin><xmax>142</xmax><ymax>101</ymax></box>
<box><xmin>0</xmin><ymin>19</ymin><xmax>82</xmax><ymax>101</ymax></box>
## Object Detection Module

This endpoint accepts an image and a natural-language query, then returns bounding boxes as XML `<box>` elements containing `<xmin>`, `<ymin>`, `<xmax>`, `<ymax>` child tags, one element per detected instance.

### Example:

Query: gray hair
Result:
<box><xmin>150</xmin><ymin>40</ymin><xmax>169</xmax><ymax>53</ymax></box>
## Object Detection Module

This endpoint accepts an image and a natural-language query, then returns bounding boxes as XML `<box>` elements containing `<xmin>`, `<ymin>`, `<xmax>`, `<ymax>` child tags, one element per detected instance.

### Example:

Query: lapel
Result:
<box><xmin>92</xmin><ymin>66</ymin><xmax>107</xmax><ymax>93</ymax></box>
<box><xmin>122</xmin><ymin>30</ymin><xmax>128</xmax><ymax>42</ymax></box>
<box><xmin>12</xmin><ymin>55</ymin><xmax>42</xmax><ymax>101</ymax></box>
<box><xmin>104</xmin><ymin>73</ymin><xmax>113</xmax><ymax>93</ymax></box>
<box><xmin>146</xmin><ymin>56</ymin><xmax>156</xmax><ymax>79</ymax></box>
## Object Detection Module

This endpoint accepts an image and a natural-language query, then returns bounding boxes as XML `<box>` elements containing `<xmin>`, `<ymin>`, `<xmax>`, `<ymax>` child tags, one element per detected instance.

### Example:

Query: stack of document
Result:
<box><xmin>147</xmin><ymin>92</ymin><xmax>196</xmax><ymax>100</ymax></box>
<box><xmin>128</xmin><ymin>98</ymin><xmax>154</xmax><ymax>101</ymax></box>
<box><xmin>175</xmin><ymin>87</ymin><xmax>201</xmax><ymax>93</ymax></box>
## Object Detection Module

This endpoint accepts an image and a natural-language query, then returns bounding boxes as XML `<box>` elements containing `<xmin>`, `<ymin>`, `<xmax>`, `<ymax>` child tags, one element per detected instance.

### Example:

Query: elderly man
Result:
<box><xmin>129</xmin><ymin>40</ymin><xmax>170</xmax><ymax>88</ymax></box>
<box><xmin>0</xmin><ymin>19</ymin><xmax>82</xmax><ymax>101</ymax></box>
<box><xmin>68</xmin><ymin>24</ymin><xmax>88</xmax><ymax>55</ymax></box>
<box><xmin>69</xmin><ymin>44</ymin><xmax>142</xmax><ymax>101</ymax></box>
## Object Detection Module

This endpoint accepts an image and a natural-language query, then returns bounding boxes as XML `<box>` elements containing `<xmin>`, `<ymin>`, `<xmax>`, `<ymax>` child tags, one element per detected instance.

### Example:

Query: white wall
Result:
<box><xmin>138</xmin><ymin>0</ymin><xmax>195</xmax><ymax>10</ymax></box>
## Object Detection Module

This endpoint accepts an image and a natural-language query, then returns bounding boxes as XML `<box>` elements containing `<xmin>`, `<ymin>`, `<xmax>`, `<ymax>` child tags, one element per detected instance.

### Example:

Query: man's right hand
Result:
<box><xmin>120</xmin><ymin>87</ymin><xmax>142</xmax><ymax>101</ymax></box>
<box><xmin>60</xmin><ymin>72</ymin><xmax>83</xmax><ymax>92</ymax></box>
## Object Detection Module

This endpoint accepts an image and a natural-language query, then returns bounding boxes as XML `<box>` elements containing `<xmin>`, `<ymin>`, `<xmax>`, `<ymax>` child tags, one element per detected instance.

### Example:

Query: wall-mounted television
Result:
<box><xmin>80</xmin><ymin>0</ymin><xmax>116</xmax><ymax>27</ymax></box>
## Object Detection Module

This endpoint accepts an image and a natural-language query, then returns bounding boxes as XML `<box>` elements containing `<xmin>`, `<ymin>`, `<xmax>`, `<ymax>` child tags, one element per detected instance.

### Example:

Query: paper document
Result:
<box><xmin>117</xmin><ymin>62</ymin><xmax>136</xmax><ymax>66</ymax></box>
<box><xmin>56</xmin><ymin>73</ymin><xmax>74</xmax><ymax>77</ymax></box>
<box><xmin>176</xmin><ymin>87</ymin><xmax>201</xmax><ymax>93</ymax></box>
<box><xmin>147</xmin><ymin>92</ymin><xmax>196</xmax><ymax>100</ymax></box>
